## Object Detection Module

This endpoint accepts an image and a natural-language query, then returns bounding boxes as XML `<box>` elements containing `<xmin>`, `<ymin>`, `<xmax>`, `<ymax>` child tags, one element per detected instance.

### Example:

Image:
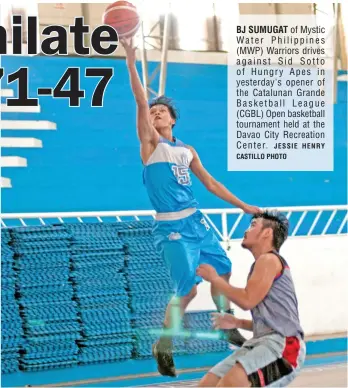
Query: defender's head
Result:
<box><xmin>242</xmin><ymin>210</ymin><xmax>289</xmax><ymax>252</ymax></box>
<box><xmin>149</xmin><ymin>96</ymin><xmax>178</xmax><ymax>131</ymax></box>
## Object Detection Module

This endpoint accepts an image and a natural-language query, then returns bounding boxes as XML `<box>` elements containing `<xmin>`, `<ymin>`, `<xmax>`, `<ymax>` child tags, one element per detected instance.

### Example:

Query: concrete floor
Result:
<box><xmin>290</xmin><ymin>362</ymin><xmax>347</xmax><ymax>387</ymax></box>
<box><xmin>144</xmin><ymin>361</ymin><xmax>347</xmax><ymax>387</ymax></box>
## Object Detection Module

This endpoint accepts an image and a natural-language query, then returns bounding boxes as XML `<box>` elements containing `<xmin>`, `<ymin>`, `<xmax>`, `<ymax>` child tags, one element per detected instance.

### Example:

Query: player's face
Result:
<box><xmin>149</xmin><ymin>104</ymin><xmax>175</xmax><ymax>129</ymax></box>
<box><xmin>241</xmin><ymin>218</ymin><xmax>264</xmax><ymax>249</ymax></box>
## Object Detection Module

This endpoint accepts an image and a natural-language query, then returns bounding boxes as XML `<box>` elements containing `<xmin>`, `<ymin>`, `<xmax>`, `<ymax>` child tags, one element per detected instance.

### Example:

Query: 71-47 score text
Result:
<box><xmin>0</xmin><ymin>67</ymin><xmax>114</xmax><ymax>107</ymax></box>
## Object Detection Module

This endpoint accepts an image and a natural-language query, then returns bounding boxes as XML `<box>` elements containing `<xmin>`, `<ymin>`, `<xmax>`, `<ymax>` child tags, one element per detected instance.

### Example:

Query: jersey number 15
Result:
<box><xmin>172</xmin><ymin>165</ymin><xmax>191</xmax><ymax>185</ymax></box>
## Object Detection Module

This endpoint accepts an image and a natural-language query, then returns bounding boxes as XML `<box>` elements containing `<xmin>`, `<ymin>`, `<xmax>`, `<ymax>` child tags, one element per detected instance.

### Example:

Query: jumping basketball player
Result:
<box><xmin>121</xmin><ymin>38</ymin><xmax>261</xmax><ymax>377</ymax></box>
<box><xmin>197</xmin><ymin>210</ymin><xmax>306</xmax><ymax>387</ymax></box>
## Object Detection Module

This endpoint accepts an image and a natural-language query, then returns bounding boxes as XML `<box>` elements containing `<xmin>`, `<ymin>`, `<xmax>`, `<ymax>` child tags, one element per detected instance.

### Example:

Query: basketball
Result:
<box><xmin>103</xmin><ymin>1</ymin><xmax>140</xmax><ymax>39</ymax></box>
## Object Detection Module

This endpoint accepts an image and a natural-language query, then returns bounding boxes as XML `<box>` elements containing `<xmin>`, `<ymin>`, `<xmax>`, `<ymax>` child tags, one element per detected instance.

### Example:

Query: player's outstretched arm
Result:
<box><xmin>188</xmin><ymin>146</ymin><xmax>261</xmax><ymax>214</ymax></box>
<box><xmin>121</xmin><ymin>38</ymin><xmax>159</xmax><ymax>146</ymax></box>
<box><xmin>197</xmin><ymin>254</ymin><xmax>281</xmax><ymax>310</ymax></box>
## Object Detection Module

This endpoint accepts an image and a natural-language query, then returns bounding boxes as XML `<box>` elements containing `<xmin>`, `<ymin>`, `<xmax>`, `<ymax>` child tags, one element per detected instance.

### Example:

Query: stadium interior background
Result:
<box><xmin>1</xmin><ymin>1</ymin><xmax>347</xmax><ymax>212</ymax></box>
<box><xmin>1</xmin><ymin>1</ymin><xmax>347</xmax><ymax>387</ymax></box>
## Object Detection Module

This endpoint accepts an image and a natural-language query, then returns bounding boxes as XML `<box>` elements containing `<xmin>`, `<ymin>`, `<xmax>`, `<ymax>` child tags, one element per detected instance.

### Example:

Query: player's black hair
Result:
<box><xmin>149</xmin><ymin>95</ymin><xmax>179</xmax><ymax>127</ymax></box>
<box><xmin>252</xmin><ymin>210</ymin><xmax>289</xmax><ymax>251</ymax></box>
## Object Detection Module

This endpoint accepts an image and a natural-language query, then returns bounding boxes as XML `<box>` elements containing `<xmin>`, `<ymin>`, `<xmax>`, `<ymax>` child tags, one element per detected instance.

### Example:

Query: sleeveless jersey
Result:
<box><xmin>248</xmin><ymin>250</ymin><xmax>304</xmax><ymax>339</ymax></box>
<box><xmin>143</xmin><ymin>136</ymin><xmax>199</xmax><ymax>213</ymax></box>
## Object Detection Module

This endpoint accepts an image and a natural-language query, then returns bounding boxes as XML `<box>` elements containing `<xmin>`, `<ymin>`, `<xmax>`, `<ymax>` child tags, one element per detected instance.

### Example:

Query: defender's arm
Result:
<box><xmin>197</xmin><ymin>254</ymin><xmax>281</xmax><ymax>310</ymax></box>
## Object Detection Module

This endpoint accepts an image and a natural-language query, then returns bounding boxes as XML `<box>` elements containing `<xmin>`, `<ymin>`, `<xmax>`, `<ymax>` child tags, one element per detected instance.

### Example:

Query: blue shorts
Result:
<box><xmin>153</xmin><ymin>210</ymin><xmax>232</xmax><ymax>297</ymax></box>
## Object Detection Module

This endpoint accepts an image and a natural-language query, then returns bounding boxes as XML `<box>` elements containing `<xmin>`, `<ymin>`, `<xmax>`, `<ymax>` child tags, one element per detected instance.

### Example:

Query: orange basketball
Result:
<box><xmin>103</xmin><ymin>1</ymin><xmax>140</xmax><ymax>38</ymax></box>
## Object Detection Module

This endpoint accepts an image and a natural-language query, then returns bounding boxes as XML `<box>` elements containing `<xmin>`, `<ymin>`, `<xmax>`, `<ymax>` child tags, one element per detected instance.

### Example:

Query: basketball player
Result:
<box><xmin>196</xmin><ymin>210</ymin><xmax>306</xmax><ymax>387</ymax></box>
<box><xmin>121</xmin><ymin>38</ymin><xmax>261</xmax><ymax>377</ymax></box>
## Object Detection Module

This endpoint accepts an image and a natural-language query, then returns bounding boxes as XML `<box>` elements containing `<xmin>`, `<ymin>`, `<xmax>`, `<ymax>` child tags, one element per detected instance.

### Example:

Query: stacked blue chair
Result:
<box><xmin>66</xmin><ymin>223</ymin><xmax>133</xmax><ymax>364</ymax></box>
<box><xmin>11</xmin><ymin>225</ymin><xmax>81</xmax><ymax>371</ymax></box>
<box><xmin>119</xmin><ymin>221</ymin><xmax>188</xmax><ymax>358</ymax></box>
<box><xmin>1</xmin><ymin>228</ymin><xmax>24</xmax><ymax>374</ymax></box>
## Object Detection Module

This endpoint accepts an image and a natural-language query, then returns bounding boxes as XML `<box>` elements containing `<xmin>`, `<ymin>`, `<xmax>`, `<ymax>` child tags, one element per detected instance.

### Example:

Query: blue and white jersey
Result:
<box><xmin>143</xmin><ymin>136</ymin><xmax>199</xmax><ymax>213</ymax></box>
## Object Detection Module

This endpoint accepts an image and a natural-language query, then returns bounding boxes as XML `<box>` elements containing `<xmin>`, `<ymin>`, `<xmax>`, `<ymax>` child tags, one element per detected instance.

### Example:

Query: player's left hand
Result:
<box><xmin>211</xmin><ymin>312</ymin><xmax>239</xmax><ymax>330</ymax></box>
<box><xmin>196</xmin><ymin>264</ymin><xmax>219</xmax><ymax>282</ymax></box>
<box><xmin>120</xmin><ymin>37</ymin><xmax>137</xmax><ymax>64</ymax></box>
<box><xmin>242</xmin><ymin>204</ymin><xmax>262</xmax><ymax>214</ymax></box>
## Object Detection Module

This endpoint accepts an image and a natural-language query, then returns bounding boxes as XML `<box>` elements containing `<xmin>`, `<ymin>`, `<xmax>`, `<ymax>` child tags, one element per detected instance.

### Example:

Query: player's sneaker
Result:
<box><xmin>224</xmin><ymin>327</ymin><xmax>247</xmax><ymax>347</ymax></box>
<box><xmin>152</xmin><ymin>341</ymin><xmax>177</xmax><ymax>377</ymax></box>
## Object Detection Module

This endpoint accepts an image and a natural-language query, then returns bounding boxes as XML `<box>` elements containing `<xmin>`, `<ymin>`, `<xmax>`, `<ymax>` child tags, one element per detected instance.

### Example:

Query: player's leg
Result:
<box><xmin>211</xmin><ymin>272</ymin><xmax>231</xmax><ymax>313</ymax></box>
<box><xmin>158</xmin><ymin>281</ymin><xmax>197</xmax><ymax>358</ymax></box>
<box><xmin>157</xmin><ymin>239</ymin><xmax>201</xmax><ymax>329</ymax></box>
<box><xmin>199</xmin><ymin>373</ymin><xmax>221</xmax><ymax>387</ymax></box>
<box><xmin>152</xmin><ymin>235</ymin><xmax>201</xmax><ymax>377</ymax></box>
<box><xmin>217</xmin><ymin>334</ymin><xmax>306</xmax><ymax>387</ymax></box>
<box><xmin>152</xmin><ymin>285</ymin><xmax>197</xmax><ymax>377</ymax></box>
<box><xmin>217</xmin><ymin>363</ymin><xmax>251</xmax><ymax>387</ymax></box>
<box><xmin>199</xmin><ymin>346</ymin><xmax>250</xmax><ymax>386</ymax></box>
<box><xmin>195</xmin><ymin>214</ymin><xmax>232</xmax><ymax>310</ymax></box>
<box><xmin>162</xmin><ymin>284</ymin><xmax>197</xmax><ymax>329</ymax></box>
<box><xmin>198</xmin><ymin>215</ymin><xmax>247</xmax><ymax>346</ymax></box>
<box><xmin>208</xmin><ymin>260</ymin><xmax>246</xmax><ymax>347</ymax></box>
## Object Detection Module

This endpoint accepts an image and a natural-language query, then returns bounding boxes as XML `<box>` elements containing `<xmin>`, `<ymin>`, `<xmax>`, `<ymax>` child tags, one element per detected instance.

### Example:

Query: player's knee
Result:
<box><xmin>188</xmin><ymin>285</ymin><xmax>198</xmax><ymax>300</ymax></box>
<box><xmin>217</xmin><ymin>258</ymin><xmax>232</xmax><ymax>278</ymax></box>
<box><xmin>217</xmin><ymin>363</ymin><xmax>251</xmax><ymax>387</ymax></box>
<box><xmin>221</xmin><ymin>272</ymin><xmax>231</xmax><ymax>281</ymax></box>
<box><xmin>183</xmin><ymin>285</ymin><xmax>197</xmax><ymax>302</ymax></box>
<box><xmin>199</xmin><ymin>372</ymin><xmax>221</xmax><ymax>387</ymax></box>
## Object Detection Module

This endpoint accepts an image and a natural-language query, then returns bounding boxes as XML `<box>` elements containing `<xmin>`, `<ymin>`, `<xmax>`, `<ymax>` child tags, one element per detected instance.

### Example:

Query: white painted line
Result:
<box><xmin>0</xmin><ymin>177</ymin><xmax>12</xmax><ymax>188</ymax></box>
<box><xmin>0</xmin><ymin>137</ymin><xmax>42</xmax><ymax>148</ymax></box>
<box><xmin>1</xmin><ymin>104</ymin><xmax>41</xmax><ymax>113</ymax></box>
<box><xmin>0</xmin><ymin>120</ymin><xmax>57</xmax><ymax>130</ymax></box>
<box><xmin>302</xmin><ymin>363</ymin><xmax>347</xmax><ymax>373</ymax></box>
<box><xmin>0</xmin><ymin>156</ymin><xmax>27</xmax><ymax>167</ymax></box>
<box><xmin>0</xmin><ymin>89</ymin><xmax>14</xmax><ymax>97</ymax></box>
<box><xmin>338</xmin><ymin>74</ymin><xmax>348</xmax><ymax>81</ymax></box>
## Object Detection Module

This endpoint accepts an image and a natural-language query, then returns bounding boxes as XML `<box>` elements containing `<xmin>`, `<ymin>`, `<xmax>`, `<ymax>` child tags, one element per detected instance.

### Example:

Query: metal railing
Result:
<box><xmin>1</xmin><ymin>205</ymin><xmax>347</xmax><ymax>243</ymax></box>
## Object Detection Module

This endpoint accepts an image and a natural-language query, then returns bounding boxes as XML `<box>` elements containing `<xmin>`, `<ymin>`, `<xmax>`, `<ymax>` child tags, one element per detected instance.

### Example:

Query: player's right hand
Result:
<box><xmin>211</xmin><ymin>312</ymin><xmax>240</xmax><ymax>330</ymax></box>
<box><xmin>120</xmin><ymin>37</ymin><xmax>137</xmax><ymax>64</ymax></box>
<box><xmin>242</xmin><ymin>204</ymin><xmax>262</xmax><ymax>215</ymax></box>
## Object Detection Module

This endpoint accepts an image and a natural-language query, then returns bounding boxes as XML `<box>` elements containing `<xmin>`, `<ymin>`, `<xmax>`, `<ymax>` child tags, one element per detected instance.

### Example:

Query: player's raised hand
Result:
<box><xmin>242</xmin><ymin>204</ymin><xmax>262</xmax><ymax>215</ymax></box>
<box><xmin>211</xmin><ymin>312</ymin><xmax>239</xmax><ymax>330</ymax></box>
<box><xmin>120</xmin><ymin>37</ymin><xmax>137</xmax><ymax>64</ymax></box>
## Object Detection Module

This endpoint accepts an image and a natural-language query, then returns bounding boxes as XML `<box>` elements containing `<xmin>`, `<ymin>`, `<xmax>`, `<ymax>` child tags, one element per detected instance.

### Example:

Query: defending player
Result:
<box><xmin>197</xmin><ymin>211</ymin><xmax>306</xmax><ymax>387</ymax></box>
